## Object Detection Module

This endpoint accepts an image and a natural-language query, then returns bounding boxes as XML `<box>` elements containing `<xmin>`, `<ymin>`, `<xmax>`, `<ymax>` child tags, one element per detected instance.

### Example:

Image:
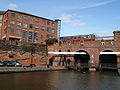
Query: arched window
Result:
<box><xmin>67</xmin><ymin>49</ymin><xmax>70</xmax><ymax>52</ymax></box>
<box><xmin>67</xmin><ymin>40</ymin><xmax>71</xmax><ymax>45</ymax></box>
<box><xmin>101</xmin><ymin>41</ymin><xmax>105</xmax><ymax>46</ymax></box>
<box><xmin>59</xmin><ymin>50</ymin><xmax>61</xmax><ymax>52</ymax></box>
<box><xmin>80</xmin><ymin>40</ymin><xmax>84</xmax><ymax>46</ymax></box>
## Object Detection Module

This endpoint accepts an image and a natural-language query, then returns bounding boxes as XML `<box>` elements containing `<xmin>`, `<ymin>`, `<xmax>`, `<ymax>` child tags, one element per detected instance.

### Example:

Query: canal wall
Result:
<box><xmin>0</xmin><ymin>40</ymin><xmax>48</xmax><ymax>66</ymax></box>
<box><xmin>0</xmin><ymin>66</ymin><xmax>66</xmax><ymax>73</ymax></box>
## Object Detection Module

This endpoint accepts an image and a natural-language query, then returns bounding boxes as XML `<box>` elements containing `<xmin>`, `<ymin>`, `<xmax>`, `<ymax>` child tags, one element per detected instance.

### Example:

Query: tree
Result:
<box><xmin>46</xmin><ymin>38</ymin><xmax>58</xmax><ymax>45</ymax></box>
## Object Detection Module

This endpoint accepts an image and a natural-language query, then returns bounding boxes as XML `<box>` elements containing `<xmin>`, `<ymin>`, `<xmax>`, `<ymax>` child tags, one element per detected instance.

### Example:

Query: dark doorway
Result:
<box><xmin>74</xmin><ymin>50</ymin><xmax>90</xmax><ymax>66</ymax></box>
<box><xmin>99</xmin><ymin>50</ymin><xmax>117</xmax><ymax>69</ymax></box>
<box><xmin>49</xmin><ymin>58</ymin><xmax>53</xmax><ymax>66</ymax></box>
<box><xmin>66</xmin><ymin>59</ymin><xmax>71</xmax><ymax>66</ymax></box>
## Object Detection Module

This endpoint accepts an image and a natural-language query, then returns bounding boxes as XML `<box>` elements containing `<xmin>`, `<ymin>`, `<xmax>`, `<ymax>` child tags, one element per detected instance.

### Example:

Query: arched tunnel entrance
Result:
<box><xmin>74</xmin><ymin>50</ymin><xmax>90</xmax><ymax>67</ymax></box>
<box><xmin>99</xmin><ymin>50</ymin><xmax>117</xmax><ymax>70</ymax></box>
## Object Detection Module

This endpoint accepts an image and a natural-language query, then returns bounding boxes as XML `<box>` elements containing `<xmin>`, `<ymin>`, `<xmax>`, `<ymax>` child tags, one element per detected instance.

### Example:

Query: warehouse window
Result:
<box><xmin>0</xmin><ymin>16</ymin><xmax>2</xmax><ymax>20</ymax></box>
<box><xmin>10</xmin><ymin>28</ymin><xmax>14</xmax><ymax>34</ymax></box>
<box><xmin>42</xmin><ymin>26</ymin><xmax>46</xmax><ymax>31</ymax></box>
<box><xmin>17</xmin><ymin>22</ymin><xmax>22</xmax><ymax>27</ymax></box>
<box><xmin>34</xmin><ymin>19</ymin><xmax>39</xmax><ymax>23</ymax></box>
<box><xmin>22</xmin><ymin>30</ymin><xmax>27</xmax><ymax>42</ymax></box>
<box><xmin>47</xmin><ymin>27</ymin><xmax>50</xmax><ymax>32</ymax></box>
<box><xmin>29</xmin><ymin>24</ymin><xmax>33</xmax><ymax>29</ymax></box>
<box><xmin>24</xmin><ymin>16</ymin><xmax>28</xmax><ymax>20</ymax></box>
<box><xmin>35</xmin><ymin>25</ymin><xmax>39</xmax><ymax>30</ymax></box>
<box><xmin>28</xmin><ymin>31</ymin><xmax>33</xmax><ymax>43</ymax></box>
<box><xmin>34</xmin><ymin>32</ymin><xmax>38</xmax><ymax>43</ymax></box>
<box><xmin>30</xmin><ymin>17</ymin><xmax>34</xmax><ymax>21</ymax></box>
<box><xmin>24</xmin><ymin>23</ymin><xmax>28</xmax><ymax>28</ymax></box>
<box><xmin>10</xmin><ymin>20</ymin><xmax>15</xmax><ymax>25</ymax></box>
<box><xmin>18</xmin><ymin>15</ymin><xmax>22</xmax><ymax>19</ymax></box>
<box><xmin>16</xmin><ymin>29</ymin><xmax>21</xmax><ymax>35</ymax></box>
<box><xmin>11</xmin><ymin>13</ymin><xmax>16</xmax><ymax>17</ymax></box>
<box><xmin>51</xmin><ymin>29</ymin><xmax>54</xmax><ymax>33</ymax></box>
<box><xmin>46</xmin><ymin>34</ymin><xmax>54</xmax><ymax>38</ymax></box>
<box><xmin>52</xmin><ymin>23</ymin><xmax>55</xmax><ymax>26</ymax></box>
<box><xmin>42</xmin><ymin>20</ymin><xmax>46</xmax><ymax>24</ymax></box>
<box><xmin>47</xmin><ymin>21</ymin><xmax>50</xmax><ymax>25</ymax></box>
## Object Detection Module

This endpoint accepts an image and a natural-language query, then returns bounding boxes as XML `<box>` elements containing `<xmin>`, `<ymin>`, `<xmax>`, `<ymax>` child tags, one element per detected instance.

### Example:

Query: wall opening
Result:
<box><xmin>99</xmin><ymin>50</ymin><xmax>117</xmax><ymax>70</ymax></box>
<box><xmin>74</xmin><ymin>50</ymin><xmax>90</xmax><ymax>67</ymax></box>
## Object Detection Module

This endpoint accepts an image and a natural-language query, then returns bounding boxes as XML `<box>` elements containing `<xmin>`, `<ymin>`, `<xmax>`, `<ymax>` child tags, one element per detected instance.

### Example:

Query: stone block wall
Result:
<box><xmin>0</xmin><ymin>40</ymin><xmax>48</xmax><ymax>66</ymax></box>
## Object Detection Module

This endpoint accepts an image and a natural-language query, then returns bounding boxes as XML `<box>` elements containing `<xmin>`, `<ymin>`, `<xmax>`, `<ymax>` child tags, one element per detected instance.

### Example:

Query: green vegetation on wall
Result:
<box><xmin>46</xmin><ymin>38</ymin><xmax>58</xmax><ymax>45</ymax></box>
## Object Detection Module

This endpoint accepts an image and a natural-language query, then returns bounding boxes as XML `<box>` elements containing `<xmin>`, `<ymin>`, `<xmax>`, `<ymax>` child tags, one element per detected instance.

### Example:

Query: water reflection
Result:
<box><xmin>0</xmin><ymin>70</ymin><xmax>119</xmax><ymax>90</ymax></box>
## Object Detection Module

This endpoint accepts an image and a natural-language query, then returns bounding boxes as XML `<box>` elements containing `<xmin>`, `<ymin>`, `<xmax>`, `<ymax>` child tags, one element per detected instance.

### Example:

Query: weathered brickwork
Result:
<box><xmin>0</xmin><ymin>40</ymin><xmax>48</xmax><ymax>66</ymax></box>
<box><xmin>48</xmin><ymin>31</ymin><xmax>120</xmax><ymax>67</ymax></box>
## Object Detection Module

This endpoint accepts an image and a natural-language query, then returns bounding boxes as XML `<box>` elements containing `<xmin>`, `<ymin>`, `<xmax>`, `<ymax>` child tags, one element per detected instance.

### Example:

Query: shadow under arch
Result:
<box><xmin>49</xmin><ymin>57</ymin><xmax>53</xmax><ymax>66</ymax></box>
<box><xmin>74</xmin><ymin>50</ymin><xmax>90</xmax><ymax>66</ymax></box>
<box><xmin>99</xmin><ymin>50</ymin><xmax>117</xmax><ymax>69</ymax></box>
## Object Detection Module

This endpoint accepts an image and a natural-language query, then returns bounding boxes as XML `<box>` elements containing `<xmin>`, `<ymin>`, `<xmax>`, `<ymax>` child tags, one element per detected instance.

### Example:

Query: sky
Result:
<box><xmin>0</xmin><ymin>0</ymin><xmax>120</xmax><ymax>36</ymax></box>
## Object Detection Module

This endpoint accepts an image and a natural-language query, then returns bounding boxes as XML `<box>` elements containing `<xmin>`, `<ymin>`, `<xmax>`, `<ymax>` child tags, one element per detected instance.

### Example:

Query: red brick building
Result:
<box><xmin>48</xmin><ymin>31</ymin><xmax>120</xmax><ymax>70</ymax></box>
<box><xmin>0</xmin><ymin>10</ymin><xmax>60</xmax><ymax>44</ymax></box>
<box><xmin>0</xmin><ymin>11</ymin><xmax>5</xmax><ymax>39</ymax></box>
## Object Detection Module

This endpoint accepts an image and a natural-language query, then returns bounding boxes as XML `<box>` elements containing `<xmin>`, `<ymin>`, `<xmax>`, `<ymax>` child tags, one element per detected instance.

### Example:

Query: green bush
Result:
<box><xmin>46</xmin><ymin>38</ymin><xmax>58</xmax><ymax>45</ymax></box>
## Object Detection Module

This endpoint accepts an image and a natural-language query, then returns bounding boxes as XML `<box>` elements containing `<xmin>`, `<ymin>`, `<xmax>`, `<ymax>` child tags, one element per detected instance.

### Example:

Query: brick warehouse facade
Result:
<box><xmin>0</xmin><ymin>10</ymin><xmax>60</xmax><ymax>44</ymax></box>
<box><xmin>48</xmin><ymin>31</ymin><xmax>120</xmax><ymax>69</ymax></box>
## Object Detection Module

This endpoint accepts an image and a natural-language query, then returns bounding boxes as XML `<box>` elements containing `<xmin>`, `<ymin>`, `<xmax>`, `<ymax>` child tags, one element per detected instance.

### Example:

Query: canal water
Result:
<box><xmin>0</xmin><ymin>70</ymin><xmax>120</xmax><ymax>90</ymax></box>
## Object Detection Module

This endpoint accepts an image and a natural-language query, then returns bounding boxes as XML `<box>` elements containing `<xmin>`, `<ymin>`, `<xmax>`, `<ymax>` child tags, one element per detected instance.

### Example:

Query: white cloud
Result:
<box><xmin>66</xmin><ymin>0</ymin><xmax>116</xmax><ymax>10</ymax></box>
<box><xmin>8</xmin><ymin>4</ymin><xmax>18</xmax><ymax>9</ymax></box>
<box><xmin>59</xmin><ymin>14</ymin><xmax>86</xmax><ymax>27</ymax></box>
<box><xmin>81</xmin><ymin>0</ymin><xmax>115</xmax><ymax>9</ymax></box>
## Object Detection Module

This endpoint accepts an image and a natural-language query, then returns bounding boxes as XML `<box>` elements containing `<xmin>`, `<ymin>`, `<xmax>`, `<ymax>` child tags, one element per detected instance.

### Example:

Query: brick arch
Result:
<box><xmin>74</xmin><ymin>50</ymin><xmax>90</xmax><ymax>66</ymax></box>
<box><xmin>75</xmin><ymin>49</ymin><xmax>91</xmax><ymax>55</ymax></box>
<box><xmin>100</xmin><ymin>48</ymin><xmax>115</xmax><ymax>52</ymax></box>
<box><xmin>99</xmin><ymin>49</ymin><xmax>117</xmax><ymax>69</ymax></box>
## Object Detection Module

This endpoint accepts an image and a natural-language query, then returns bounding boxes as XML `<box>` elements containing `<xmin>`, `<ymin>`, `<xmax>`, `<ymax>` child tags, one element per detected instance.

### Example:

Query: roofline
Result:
<box><xmin>4</xmin><ymin>9</ymin><xmax>60</xmax><ymax>22</ymax></box>
<box><xmin>113</xmin><ymin>31</ymin><xmax>120</xmax><ymax>34</ymax></box>
<box><xmin>60</xmin><ymin>34</ymin><xmax>95</xmax><ymax>38</ymax></box>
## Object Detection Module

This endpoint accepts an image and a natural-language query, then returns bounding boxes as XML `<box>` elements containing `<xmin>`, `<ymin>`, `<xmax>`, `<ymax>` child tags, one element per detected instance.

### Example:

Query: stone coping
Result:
<box><xmin>0</xmin><ymin>66</ymin><xmax>67</xmax><ymax>73</ymax></box>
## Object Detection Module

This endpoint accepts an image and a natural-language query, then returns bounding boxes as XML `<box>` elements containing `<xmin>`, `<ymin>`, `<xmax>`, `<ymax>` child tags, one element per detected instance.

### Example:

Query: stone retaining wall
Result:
<box><xmin>0</xmin><ymin>40</ymin><xmax>48</xmax><ymax>66</ymax></box>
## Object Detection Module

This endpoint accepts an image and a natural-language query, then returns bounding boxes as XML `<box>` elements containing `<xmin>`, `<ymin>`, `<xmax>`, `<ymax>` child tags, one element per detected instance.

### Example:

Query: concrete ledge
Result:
<box><xmin>0</xmin><ymin>66</ymin><xmax>67</xmax><ymax>74</ymax></box>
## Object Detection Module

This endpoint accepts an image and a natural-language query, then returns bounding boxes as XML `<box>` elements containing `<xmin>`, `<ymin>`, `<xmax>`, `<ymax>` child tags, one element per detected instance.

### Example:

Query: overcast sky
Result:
<box><xmin>0</xmin><ymin>0</ymin><xmax>120</xmax><ymax>36</ymax></box>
